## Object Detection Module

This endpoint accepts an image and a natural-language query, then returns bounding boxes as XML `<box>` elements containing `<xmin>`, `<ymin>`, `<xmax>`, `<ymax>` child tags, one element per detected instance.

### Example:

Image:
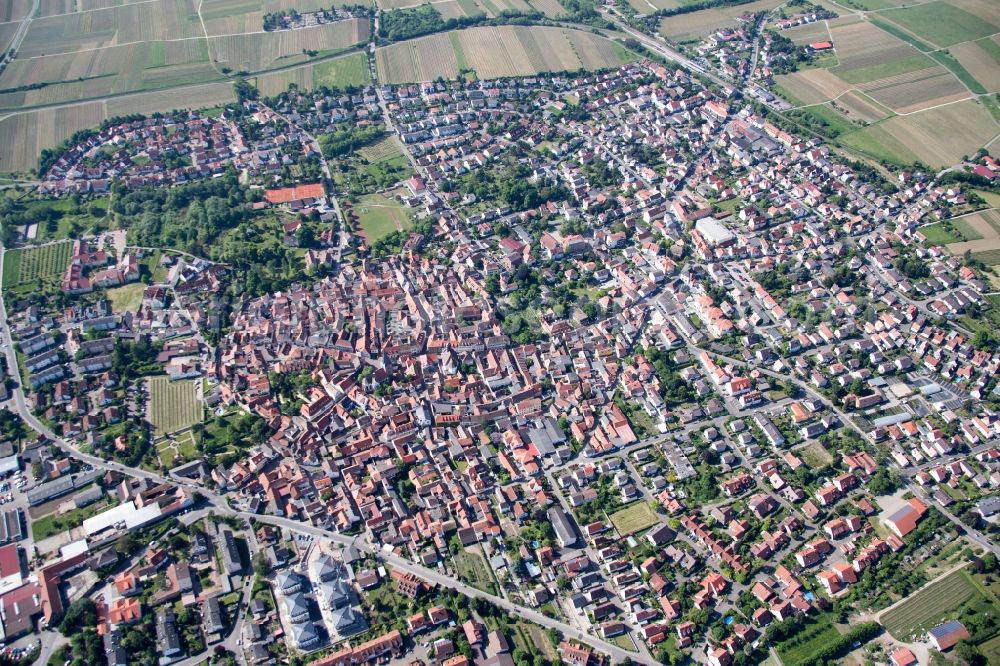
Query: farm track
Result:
<box><xmin>0</xmin><ymin>40</ymin><xmax>368</xmax><ymax>114</ymax></box>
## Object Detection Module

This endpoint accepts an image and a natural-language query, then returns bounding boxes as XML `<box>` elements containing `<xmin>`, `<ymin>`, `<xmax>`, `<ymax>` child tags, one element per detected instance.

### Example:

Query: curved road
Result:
<box><xmin>0</xmin><ymin>245</ymin><xmax>656</xmax><ymax>666</ymax></box>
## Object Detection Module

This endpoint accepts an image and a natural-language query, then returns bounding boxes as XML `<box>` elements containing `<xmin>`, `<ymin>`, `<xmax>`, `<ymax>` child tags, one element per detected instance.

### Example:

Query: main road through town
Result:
<box><xmin>0</xmin><ymin>244</ymin><xmax>658</xmax><ymax>666</ymax></box>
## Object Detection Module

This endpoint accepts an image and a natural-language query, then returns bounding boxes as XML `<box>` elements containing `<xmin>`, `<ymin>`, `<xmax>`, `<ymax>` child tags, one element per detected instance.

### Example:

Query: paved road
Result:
<box><xmin>4</xmin><ymin>0</ymin><xmax>39</xmax><ymax>59</ymax></box>
<box><xmin>599</xmin><ymin>7</ymin><xmax>729</xmax><ymax>90</ymax></box>
<box><xmin>248</xmin><ymin>513</ymin><xmax>658</xmax><ymax>666</ymax></box>
<box><xmin>690</xmin><ymin>341</ymin><xmax>1000</xmax><ymax>556</ymax></box>
<box><xmin>0</xmin><ymin>251</ymin><xmax>652</xmax><ymax>666</ymax></box>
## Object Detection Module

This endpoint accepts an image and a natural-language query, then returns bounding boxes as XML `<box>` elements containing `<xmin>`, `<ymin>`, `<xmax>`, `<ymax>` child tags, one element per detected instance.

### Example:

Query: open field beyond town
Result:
<box><xmin>375</xmin><ymin>26</ymin><xmax>635</xmax><ymax>83</ymax></box>
<box><xmin>937</xmin><ymin>209</ymin><xmax>1000</xmax><ymax>261</ymax></box>
<box><xmin>208</xmin><ymin>19</ymin><xmax>368</xmax><ymax>73</ymax></box>
<box><xmin>766</xmin><ymin>0</ymin><xmax>1000</xmax><ymax>166</ymax></box>
<box><xmin>254</xmin><ymin>51</ymin><xmax>371</xmax><ymax>95</ymax></box>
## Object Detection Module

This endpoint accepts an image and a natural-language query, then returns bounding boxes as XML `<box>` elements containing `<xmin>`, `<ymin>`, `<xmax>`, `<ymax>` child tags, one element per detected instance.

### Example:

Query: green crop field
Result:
<box><xmin>148</xmin><ymin>376</ymin><xmax>202</xmax><ymax>436</ymax></box>
<box><xmin>2</xmin><ymin>241</ymin><xmax>72</xmax><ymax>291</ymax></box>
<box><xmin>972</xmin><ymin>249</ymin><xmax>1000</xmax><ymax>265</ymax></box>
<box><xmin>609</xmin><ymin>501</ymin><xmax>658</xmax><ymax>536</ymax></box>
<box><xmin>876</xmin><ymin>1</ymin><xmax>999</xmax><ymax>49</ymax></box>
<box><xmin>776</xmin><ymin>616</ymin><xmax>842</xmax><ymax>666</ymax></box>
<box><xmin>881</xmin><ymin>568</ymin><xmax>978</xmax><ymax>639</ymax></box>
<box><xmin>980</xmin><ymin>634</ymin><xmax>1000</xmax><ymax>664</ymax></box>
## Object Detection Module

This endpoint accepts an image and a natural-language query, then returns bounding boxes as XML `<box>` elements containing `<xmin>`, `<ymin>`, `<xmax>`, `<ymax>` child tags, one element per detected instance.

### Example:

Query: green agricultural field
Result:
<box><xmin>972</xmin><ymin>249</ymin><xmax>1000</xmax><ymax>265</ymax></box>
<box><xmin>876</xmin><ymin>1</ymin><xmax>999</xmax><ymax>49</ymax></box>
<box><xmin>354</xmin><ymin>192</ymin><xmax>412</xmax><ymax>243</ymax></box>
<box><xmin>838</xmin><ymin>124</ymin><xmax>920</xmax><ymax>166</ymax></box>
<box><xmin>920</xmin><ymin>218</ymin><xmax>984</xmax><ymax>244</ymax></box>
<box><xmin>951</xmin><ymin>218</ymin><xmax>986</xmax><ymax>241</ymax></box>
<box><xmin>930</xmin><ymin>52</ymin><xmax>987</xmax><ymax>95</ymax></box>
<box><xmin>881</xmin><ymin>568</ymin><xmax>979</xmax><ymax>639</ymax></box>
<box><xmin>609</xmin><ymin>501</ymin><xmax>658</xmax><ymax>536</ymax></box>
<box><xmin>776</xmin><ymin>616</ymin><xmax>843</xmax><ymax>666</ymax></box>
<box><xmin>148</xmin><ymin>376</ymin><xmax>202</xmax><ymax>436</ymax></box>
<box><xmin>980</xmin><ymin>634</ymin><xmax>1000</xmax><ymax>664</ymax></box>
<box><xmin>2</xmin><ymin>241</ymin><xmax>72</xmax><ymax>292</ymax></box>
<box><xmin>837</xmin><ymin>0</ymin><xmax>914</xmax><ymax>9</ymax></box>
<box><xmin>313</xmin><ymin>51</ymin><xmax>371</xmax><ymax>88</ymax></box>
<box><xmin>835</xmin><ymin>53</ymin><xmax>935</xmax><ymax>85</ymax></box>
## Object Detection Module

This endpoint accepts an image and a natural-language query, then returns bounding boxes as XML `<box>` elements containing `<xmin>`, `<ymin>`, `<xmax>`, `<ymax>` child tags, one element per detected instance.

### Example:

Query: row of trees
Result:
<box><xmin>377</xmin><ymin>3</ymin><xmax>544</xmax><ymax>42</ymax></box>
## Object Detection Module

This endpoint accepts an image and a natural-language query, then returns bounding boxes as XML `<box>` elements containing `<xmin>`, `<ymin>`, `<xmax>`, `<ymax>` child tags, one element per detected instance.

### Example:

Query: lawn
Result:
<box><xmin>776</xmin><ymin>615</ymin><xmax>843</xmax><ymax>666</ymax></box>
<box><xmin>881</xmin><ymin>568</ymin><xmax>979</xmax><ymax>640</ymax></box>
<box><xmin>312</xmin><ymin>51</ymin><xmax>371</xmax><ymax>89</ymax></box>
<box><xmin>139</xmin><ymin>250</ymin><xmax>169</xmax><ymax>282</ymax></box>
<box><xmin>919</xmin><ymin>223</ymin><xmax>961</xmax><ymax>245</ymax></box>
<box><xmin>715</xmin><ymin>196</ymin><xmax>742</xmax><ymax>214</ymax></box>
<box><xmin>1</xmin><ymin>249</ymin><xmax>21</xmax><ymax>288</ymax></box>
<box><xmin>608</xmin><ymin>633</ymin><xmax>636</xmax><ymax>651</ymax></box>
<box><xmin>106</xmin><ymin>282</ymin><xmax>146</xmax><ymax>312</ymax></box>
<box><xmin>148</xmin><ymin>376</ymin><xmax>202</xmax><ymax>436</ymax></box>
<box><xmin>156</xmin><ymin>429</ymin><xmax>199</xmax><ymax>468</ymax></box>
<box><xmin>353</xmin><ymin>192</ymin><xmax>412</xmax><ymax>243</ymax></box>
<box><xmin>609</xmin><ymin>501</ymin><xmax>659</xmax><ymax>536</ymax></box>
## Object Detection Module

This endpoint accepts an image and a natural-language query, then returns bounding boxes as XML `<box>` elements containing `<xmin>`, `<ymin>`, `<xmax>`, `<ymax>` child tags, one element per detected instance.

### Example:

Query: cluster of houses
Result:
<box><xmin>6</xmin><ymin>48</ymin><xmax>999</xmax><ymax>665</ymax></box>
